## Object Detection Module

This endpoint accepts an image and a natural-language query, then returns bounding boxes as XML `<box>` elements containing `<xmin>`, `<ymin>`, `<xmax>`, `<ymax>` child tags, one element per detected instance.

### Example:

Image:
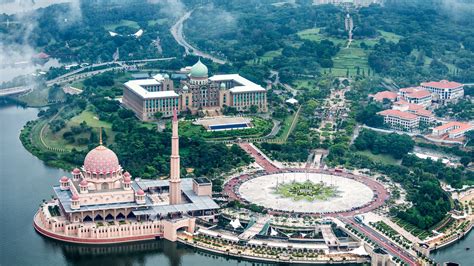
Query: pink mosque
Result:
<box><xmin>33</xmin><ymin>111</ymin><xmax>218</xmax><ymax>243</ymax></box>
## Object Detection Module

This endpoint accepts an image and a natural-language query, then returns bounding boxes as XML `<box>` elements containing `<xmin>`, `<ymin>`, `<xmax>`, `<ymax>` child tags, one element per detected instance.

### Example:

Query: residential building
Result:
<box><xmin>420</xmin><ymin>80</ymin><xmax>464</xmax><ymax>104</ymax></box>
<box><xmin>370</xmin><ymin>91</ymin><xmax>398</xmax><ymax>103</ymax></box>
<box><xmin>432</xmin><ymin>122</ymin><xmax>473</xmax><ymax>139</ymax></box>
<box><xmin>377</xmin><ymin>109</ymin><xmax>419</xmax><ymax>132</ymax></box>
<box><xmin>398</xmin><ymin>87</ymin><xmax>432</xmax><ymax>107</ymax></box>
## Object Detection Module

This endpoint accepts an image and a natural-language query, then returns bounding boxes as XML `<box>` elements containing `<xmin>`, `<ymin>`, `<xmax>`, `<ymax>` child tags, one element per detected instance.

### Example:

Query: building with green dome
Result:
<box><xmin>123</xmin><ymin>59</ymin><xmax>267</xmax><ymax>121</ymax></box>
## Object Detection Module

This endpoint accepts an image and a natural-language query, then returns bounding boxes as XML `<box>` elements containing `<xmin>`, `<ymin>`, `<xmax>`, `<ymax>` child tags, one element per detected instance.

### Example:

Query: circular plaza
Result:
<box><xmin>234</xmin><ymin>171</ymin><xmax>384</xmax><ymax>215</ymax></box>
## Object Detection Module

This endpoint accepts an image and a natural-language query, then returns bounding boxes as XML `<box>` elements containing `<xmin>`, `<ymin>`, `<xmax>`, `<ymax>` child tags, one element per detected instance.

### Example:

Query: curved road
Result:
<box><xmin>170</xmin><ymin>10</ymin><xmax>226</xmax><ymax>64</ymax></box>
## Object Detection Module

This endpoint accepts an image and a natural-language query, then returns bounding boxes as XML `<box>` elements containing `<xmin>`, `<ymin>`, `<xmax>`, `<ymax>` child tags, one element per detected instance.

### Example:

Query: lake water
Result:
<box><xmin>0</xmin><ymin>105</ymin><xmax>268</xmax><ymax>266</ymax></box>
<box><xmin>0</xmin><ymin>104</ymin><xmax>471</xmax><ymax>265</ymax></box>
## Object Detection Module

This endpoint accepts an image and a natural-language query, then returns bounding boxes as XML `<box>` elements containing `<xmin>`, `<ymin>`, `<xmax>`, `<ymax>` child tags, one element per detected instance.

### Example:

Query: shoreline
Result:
<box><xmin>430</xmin><ymin>222</ymin><xmax>473</xmax><ymax>252</ymax></box>
<box><xmin>176</xmin><ymin>238</ymin><xmax>368</xmax><ymax>265</ymax></box>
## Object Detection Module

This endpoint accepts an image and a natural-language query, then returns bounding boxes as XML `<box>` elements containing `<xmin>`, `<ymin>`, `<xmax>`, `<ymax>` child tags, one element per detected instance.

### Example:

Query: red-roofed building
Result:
<box><xmin>432</xmin><ymin>122</ymin><xmax>473</xmax><ymax>139</ymax></box>
<box><xmin>370</xmin><ymin>91</ymin><xmax>398</xmax><ymax>102</ymax></box>
<box><xmin>420</xmin><ymin>80</ymin><xmax>463</xmax><ymax>104</ymax></box>
<box><xmin>378</xmin><ymin>109</ymin><xmax>419</xmax><ymax>131</ymax></box>
<box><xmin>392</xmin><ymin>100</ymin><xmax>434</xmax><ymax>125</ymax></box>
<box><xmin>399</xmin><ymin>87</ymin><xmax>432</xmax><ymax>107</ymax></box>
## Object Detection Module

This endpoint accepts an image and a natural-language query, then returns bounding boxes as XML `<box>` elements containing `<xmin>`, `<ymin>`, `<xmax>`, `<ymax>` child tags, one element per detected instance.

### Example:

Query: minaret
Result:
<box><xmin>169</xmin><ymin>110</ymin><xmax>181</xmax><ymax>205</ymax></box>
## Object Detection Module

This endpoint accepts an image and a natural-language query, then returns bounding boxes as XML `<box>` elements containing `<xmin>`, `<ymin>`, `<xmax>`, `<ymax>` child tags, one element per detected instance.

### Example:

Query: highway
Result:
<box><xmin>0</xmin><ymin>57</ymin><xmax>175</xmax><ymax>97</ymax></box>
<box><xmin>170</xmin><ymin>10</ymin><xmax>226</xmax><ymax>64</ymax></box>
<box><xmin>341</xmin><ymin>217</ymin><xmax>418</xmax><ymax>266</ymax></box>
<box><xmin>0</xmin><ymin>86</ymin><xmax>32</xmax><ymax>97</ymax></box>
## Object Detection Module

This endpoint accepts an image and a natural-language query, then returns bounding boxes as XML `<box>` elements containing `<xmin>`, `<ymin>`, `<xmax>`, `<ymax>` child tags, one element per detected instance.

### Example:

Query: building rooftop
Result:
<box><xmin>433</xmin><ymin>122</ymin><xmax>473</xmax><ymax>133</ymax></box>
<box><xmin>132</xmin><ymin>178</ymin><xmax>219</xmax><ymax>218</ymax></box>
<box><xmin>372</xmin><ymin>91</ymin><xmax>397</xmax><ymax>101</ymax></box>
<box><xmin>421</xmin><ymin>80</ymin><xmax>463</xmax><ymax>89</ymax></box>
<box><xmin>378</xmin><ymin>109</ymin><xmax>419</xmax><ymax>120</ymax></box>
<box><xmin>209</xmin><ymin>74</ymin><xmax>266</xmax><ymax>93</ymax></box>
<box><xmin>402</xmin><ymin>88</ymin><xmax>431</xmax><ymax>99</ymax></box>
<box><xmin>124</xmin><ymin>80</ymin><xmax>178</xmax><ymax>99</ymax></box>
<box><xmin>413</xmin><ymin>109</ymin><xmax>434</xmax><ymax>117</ymax></box>
<box><xmin>131</xmin><ymin>73</ymin><xmax>150</xmax><ymax>79</ymax></box>
<box><xmin>194</xmin><ymin>177</ymin><xmax>211</xmax><ymax>185</ymax></box>
<box><xmin>55</xmin><ymin>178</ymin><xmax>218</xmax><ymax>216</ymax></box>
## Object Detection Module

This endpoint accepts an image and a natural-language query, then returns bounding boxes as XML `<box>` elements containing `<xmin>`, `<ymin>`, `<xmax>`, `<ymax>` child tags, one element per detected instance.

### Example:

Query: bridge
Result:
<box><xmin>0</xmin><ymin>86</ymin><xmax>32</xmax><ymax>97</ymax></box>
<box><xmin>0</xmin><ymin>57</ymin><xmax>176</xmax><ymax>98</ymax></box>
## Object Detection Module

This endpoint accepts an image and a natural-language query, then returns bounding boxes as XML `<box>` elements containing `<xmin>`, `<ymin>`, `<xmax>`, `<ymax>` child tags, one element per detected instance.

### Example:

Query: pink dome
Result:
<box><xmin>80</xmin><ymin>180</ymin><xmax>88</xmax><ymax>186</ymax></box>
<box><xmin>83</xmin><ymin>145</ymin><xmax>121</xmax><ymax>174</ymax></box>
<box><xmin>72</xmin><ymin>168</ymin><xmax>81</xmax><ymax>174</ymax></box>
<box><xmin>60</xmin><ymin>176</ymin><xmax>69</xmax><ymax>182</ymax></box>
<box><xmin>71</xmin><ymin>194</ymin><xmax>79</xmax><ymax>200</ymax></box>
<box><xmin>137</xmin><ymin>189</ymin><xmax>145</xmax><ymax>196</ymax></box>
<box><xmin>124</xmin><ymin>171</ymin><xmax>131</xmax><ymax>177</ymax></box>
<box><xmin>123</xmin><ymin>175</ymin><xmax>131</xmax><ymax>183</ymax></box>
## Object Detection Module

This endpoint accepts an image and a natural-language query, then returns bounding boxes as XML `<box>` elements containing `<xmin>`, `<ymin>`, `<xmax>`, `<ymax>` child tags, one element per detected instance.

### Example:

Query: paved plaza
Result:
<box><xmin>238</xmin><ymin>172</ymin><xmax>374</xmax><ymax>213</ymax></box>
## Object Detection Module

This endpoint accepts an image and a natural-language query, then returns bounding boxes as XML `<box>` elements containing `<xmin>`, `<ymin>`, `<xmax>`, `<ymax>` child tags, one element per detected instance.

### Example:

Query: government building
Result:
<box><xmin>33</xmin><ymin>111</ymin><xmax>219</xmax><ymax>243</ymax></box>
<box><xmin>122</xmin><ymin>59</ymin><xmax>267</xmax><ymax>121</ymax></box>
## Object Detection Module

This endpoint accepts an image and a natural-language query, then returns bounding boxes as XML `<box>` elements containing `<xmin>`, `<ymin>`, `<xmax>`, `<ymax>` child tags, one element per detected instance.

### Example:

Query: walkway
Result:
<box><xmin>320</xmin><ymin>224</ymin><xmax>340</xmax><ymax>247</ymax></box>
<box><xmin>238</xmin><ymin>143</ymin><xmax>280</xmax><ymax>173</ymax></box>
<box><xmin>238</xmin><ymin>216</ymin><xmax>271</xmax><ymax>240</ymax></box>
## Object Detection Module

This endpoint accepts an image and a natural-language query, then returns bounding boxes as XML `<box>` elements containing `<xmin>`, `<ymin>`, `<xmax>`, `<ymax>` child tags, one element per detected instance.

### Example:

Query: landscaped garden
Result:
<box><xmin>274</xmin><ymin>180</ymin><xmax>340</xmax><ymax>202</ymax></box>
<box><xmin>179</xmin><ymin>116</ymin><xmax>273</xmax><ymax>140</ymax></box>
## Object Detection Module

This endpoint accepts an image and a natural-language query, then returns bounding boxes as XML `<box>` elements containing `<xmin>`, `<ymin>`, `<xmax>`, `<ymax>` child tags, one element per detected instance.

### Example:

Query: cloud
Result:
<box><xmin>439</xmin><ymin>0</ymin><xmax>474</xmax><ymax>21</ymax></box>
<box><xmin>147</xmin><ymin>0</ymin><xmax>186</xmax><ymax>19</ymax></box>
<box><xmin>0</xmin><ymin>1</ymin><xmax>79</xmax><ymax>83</ymax></box>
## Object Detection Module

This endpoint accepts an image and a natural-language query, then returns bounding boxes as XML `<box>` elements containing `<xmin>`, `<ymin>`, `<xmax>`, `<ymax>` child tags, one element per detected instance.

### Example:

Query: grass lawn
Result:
<box><xmin>275</xmin><ymin>112</ymin><xmax>297</xmax><ymax>139</ymax></box>
<box><xmin>356</xmin><ymin>150</ymin><xmax>400</xmax><ymax>165</ymax></box>
<box><xmin>246</xmin><ymin>49</ymin><xmax>282</xmax><ymax>65</ymax></box>
<box><xmin>378</xmin><ymin>30</ymin><xmax>402</xmax><ymax>43</ymax></box>
<box><xmin>105</xmin><ymin>20</ymin><xmax>140</xmax><ymax>31</ymax></box>
<box><xmin>43</xmin><ymin>107</ymin><xmax>114</xmax><ymax>151</ymax></box>
<box><xmin>293</xmin><ymin>79</ymin><xmax>317</xmax><ymax>90</ymax></box>
<box><xmin>329</xmin><ymin>47</ymin><xmax>370</xmax><ymax>77</ymax></box>
<box><xmin>297</xmin><ymin>28</ymin><xmax>346</xmax><ymax>45</ymax></box>
<box><xmin>148</xmin><ymin>18</ymin><xmax>168</xmax><ymax>26</ymax></box>
<box><xmin>70</xmin><ymin>109</ymin><xmax>112</xmax><ymax>128</ymax></box>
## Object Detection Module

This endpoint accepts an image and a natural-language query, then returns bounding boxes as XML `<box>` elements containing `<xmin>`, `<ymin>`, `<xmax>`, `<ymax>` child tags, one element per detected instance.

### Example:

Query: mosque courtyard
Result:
<box><xmin>238</xmin><ymin>172</ymin><xmax>375</xmax><ymax>214</ymax></box>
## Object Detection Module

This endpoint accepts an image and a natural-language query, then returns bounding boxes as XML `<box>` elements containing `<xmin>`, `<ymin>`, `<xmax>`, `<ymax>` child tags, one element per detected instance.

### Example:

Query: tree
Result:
<box><xmin>460</xmin><ymin>156</ymin><xmax>470</xmax><ymax>167</ymax></box>
<box><xmin>154</xmin><ymin>112</ymin><xmax>163</xmax><ymax>120</ymax></box>
<box><xmin>249</xmin><ymin>105</ymin><xmax>258</xmax><ymax>114</ymax></box>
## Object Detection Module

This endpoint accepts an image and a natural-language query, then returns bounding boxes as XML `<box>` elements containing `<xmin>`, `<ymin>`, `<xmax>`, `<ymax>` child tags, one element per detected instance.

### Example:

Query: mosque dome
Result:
<box><xmin>71</xmin><ymin>194</ymin><xmax>79</xmax><ymax>201</ymax></box>
<box><xmin>72</xmin><ymin>168</ymin><xmax>80</xmax><ymax>174</ymax></box>
<box><xmin>60</xmin><ymin>176</ymin><xmax>69</xmax><ymax>182</ymax></box>
<box><xmin>137</xmin><ymin>189</ymin><xmax>145</xmax><ymax>196</ymax></box>
<box><xmin>123</xmin><ymin>172</ymin><xmax>131</xmax><ymax>182</ymax></box>
<box><xmin>80</xmin><ymin>180</ymin><xmax>88</xmax><ymax>186</ymax></box>
<box><xmin>190</xmin><ymin>59</ymin><xmax>208</xmax><ymax>78</ymax></box>
<box><xmin>182</xmin><ymin>85</ymin><xmax>189</xmax><ymax>91</ymax></box>
<box><xmin>83</xmin><ymin>145</ymin><xmax>121</xmax><ymax>174</ymax></box>
<box><xmin>220</xmin><ymin>83</ymin><xmax>226</xmax><ymax>89</ymax></box>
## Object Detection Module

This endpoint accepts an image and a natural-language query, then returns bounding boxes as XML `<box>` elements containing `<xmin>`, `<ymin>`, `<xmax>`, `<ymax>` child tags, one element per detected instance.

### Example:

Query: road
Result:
<box><xmin>1</xmin><ymin>57</ymin><xmax>175</xmax><ymax>97</ymax></box>
<box><xmin>170</xmin><ymin>10</ymin><xmax>226</xmax><ymax>64</ymax></box>
<box><xmin>0</xmin><ymin>86</ymin><xmax>32</xmax><ymax>97</ymax></box>
<box><xmin>342</xmin><ymin>217</ymin><xmax>418</xmax><ymax>266</ymax></box>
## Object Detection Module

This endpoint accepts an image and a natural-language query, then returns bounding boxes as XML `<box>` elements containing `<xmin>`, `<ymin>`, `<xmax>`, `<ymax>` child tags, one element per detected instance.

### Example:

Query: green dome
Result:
<box><xmin>190</xmin><ymin>59</ymin><xmax>208</xmax><ymax>78</ymax></box>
